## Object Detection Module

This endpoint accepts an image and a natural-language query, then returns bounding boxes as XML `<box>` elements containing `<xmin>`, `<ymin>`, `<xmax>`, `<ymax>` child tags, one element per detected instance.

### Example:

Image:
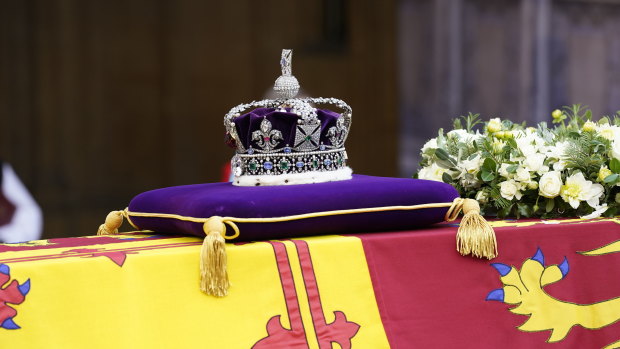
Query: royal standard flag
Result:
<box><xmin>1</xmin><ymin>218</ymin><xmax>620</xmax><ymax>348</ymax></box>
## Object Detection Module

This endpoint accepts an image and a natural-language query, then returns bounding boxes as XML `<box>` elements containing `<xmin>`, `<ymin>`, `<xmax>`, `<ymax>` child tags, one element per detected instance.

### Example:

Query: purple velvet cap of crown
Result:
<box><xmin>233</xmin><ymin>108</ymin><xmax>341</xmax><ymax>150</ymax></box>
<box><xmin>127</xmin><ymin>175</ymin><xmax>459</xmax><ymax>241</ymax></box>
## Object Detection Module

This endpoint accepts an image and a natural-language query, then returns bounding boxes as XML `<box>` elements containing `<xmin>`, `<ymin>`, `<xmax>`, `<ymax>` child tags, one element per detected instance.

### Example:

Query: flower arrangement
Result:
<box><xmin>416</xmin><ymin>105</ymin><xmax>620</xmax><ymax>219</ymax></box>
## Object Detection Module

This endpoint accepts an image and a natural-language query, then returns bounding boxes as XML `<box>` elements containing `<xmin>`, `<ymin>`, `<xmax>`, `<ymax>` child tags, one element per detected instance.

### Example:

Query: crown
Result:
<box><xmin>224</xmin><ymin>49</ymin><xmax>353</xmax><ymax>186</ymax></box>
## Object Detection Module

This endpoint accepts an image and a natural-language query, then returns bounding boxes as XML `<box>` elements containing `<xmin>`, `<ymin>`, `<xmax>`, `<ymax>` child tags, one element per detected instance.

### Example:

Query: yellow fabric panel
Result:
<box><xmin>0</xmin><ymin>234</ymin><xmax>389</xmax><ymax>348</ymax></box>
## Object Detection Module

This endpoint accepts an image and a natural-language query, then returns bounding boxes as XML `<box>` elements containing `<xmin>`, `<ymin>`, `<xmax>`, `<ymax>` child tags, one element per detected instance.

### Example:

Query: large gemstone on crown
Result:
<box><xmin>232</xmin><ymin>107</ymin><xmax>344</xmax><ymax>153</ymax></box>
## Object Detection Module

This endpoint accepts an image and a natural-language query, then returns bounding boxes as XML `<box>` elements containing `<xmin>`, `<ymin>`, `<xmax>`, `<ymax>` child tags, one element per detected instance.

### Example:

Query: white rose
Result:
<box><xmin>515</xmin><ymin>167</ymin><xmax>531</xmax><ymax>182</ymax></box>
<box><xmin>418</xmin><ymin>162</ymin><xmax>446</xmax><ymax>182</ymax></box>
<box><xmin>500</xmin><ymin>179</ymin><xmax>522</xmax><ymax>201</ymax></box>
<box><xmin>538</xmin><ymin>171</ymin><xmax>562</xmax><ymax>198</ymax></box>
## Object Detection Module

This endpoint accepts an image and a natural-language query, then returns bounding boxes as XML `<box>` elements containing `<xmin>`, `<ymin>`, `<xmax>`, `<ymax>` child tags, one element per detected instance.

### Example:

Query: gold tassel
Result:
<box><xmin>448</xmin><ymin>198</ymin><xmax>497</xmax><ymax>259</ymax></box>
<box><xmin>200</xmin><ymin>216</ymin><xmax>230</xmax><ymax>297</ymax></box>
<box><xmin>97</xmin><ymin>210</ymin><xmax>125</xmax><ymax>235</ymax></box>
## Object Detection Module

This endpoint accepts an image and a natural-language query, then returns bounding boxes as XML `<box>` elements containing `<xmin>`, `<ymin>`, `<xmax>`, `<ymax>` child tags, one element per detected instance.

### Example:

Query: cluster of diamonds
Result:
<box><xmin>231</xmin><ymin>148</ymin><xmax>348</xmax><ymax>177</ymax></box>
<box><xmin>273</xmin><ymin>49</ymin><xmax>300</xmax><ymax>99</ymax></box>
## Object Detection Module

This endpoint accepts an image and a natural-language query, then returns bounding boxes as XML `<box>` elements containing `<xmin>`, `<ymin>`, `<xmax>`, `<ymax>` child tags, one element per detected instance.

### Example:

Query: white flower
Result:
<box><xmin>447</xmin><ymin>129</ymin><xmax>468</xmax><ymax>140</ymax></box>
<box><xmin>459</xmin><ymin>154</ymin><xmax>483</xmax><ymax>175</ymax></box>
<box><xmin>560</xmin><ymin>172</ymin><xmax>604</xmax><ymax>209</ymax></box>
<box><xmin>580</xmin><ymin>204</ymin><xmax>608</xmax><ymax>219</ymax></box>
<box><xmin>516</xmin><ymin>141</ymin><xmax>536</xmax><ymax>157</ymax></box>
<box><xmin>515</xmin><ymin>130</ymin><xmax>546</xmax><ymax>157</ymax></box>
<box><xmin>553</xmin><ymin>160</ymin><xmax>567</xmax><ymax>172</ymax></box>
<box><xmin>418</xmin><ymin>162</ymin><xmax>446</xmax><ymax>182</ymax></box>
<box><xmin>475</xmin><ymin>190</ymin><xmax>489</xmax><ymax>204</ymax></box>
<box><xmin>421</xmin><ymin>138</ymin><xmax>438</xmax><ymax>153</ymax></box>
<box><xmin>611</xmin><ymin>140</ymin><xmax>620</xmax><ymax>161</ymax></box>
<box><xmin>487</xmin><ymin>118</ymin><xmax>502</xmax><ymax>133</ymax></box>
<box><xmin>447</xmin><ymin>129</ymin><xmax>482</xmax><ymax>144</ymax></box>
<box><xmin>498</xmin><ymin>163</ymin><xmax>512</xmax><ymax>178</ymax></box>
<box><xmin>538</xmin><ymin>171</ymin><xmax>562</xmax><ymax>198</ymax></box>
<box><xmin>514</xmin><ymin>167</ymin><xmax>531</xmax><ymax>182</ymax></box>
<box><xmin>523</xmin><ymin>153</ymin><xmax>546</xmax><ymax>173</ymax></box>
<box><xmin>596</xmin><ymin>124</ymin><xmax>620</xmax><ymax>141</ymax></box>
<box><xmin>546</xmin><ymin>141</ymin><xmax>569</xmax><ymax>171</ymax></box>
<box><xmin>500</xmin><ymin>179</ymin><xmax>522</xmax><ymax>201</ymax></box>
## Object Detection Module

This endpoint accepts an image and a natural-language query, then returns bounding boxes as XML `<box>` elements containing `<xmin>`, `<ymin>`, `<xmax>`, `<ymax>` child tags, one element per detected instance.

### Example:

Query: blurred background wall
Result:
<box><xmin>399</xmin><ymin>0</ymin><xmax>620</xmax><ymax>175</ymax></box>
<box><xmin>1</xmin><ymin>0</ymin><xmax>619</xmax><ymax>238</ymax></box>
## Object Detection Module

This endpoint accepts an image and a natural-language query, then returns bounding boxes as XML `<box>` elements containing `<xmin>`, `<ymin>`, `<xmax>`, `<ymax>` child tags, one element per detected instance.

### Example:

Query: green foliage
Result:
<box><xmin>453</xmin><ymin>112</ymin><xmax>483</xmax><ymax>133</ymax></box>
<box><xmin>415</xmin><ymin>105</ymin><xmax>620</xmax><ymax>218</ymax></box>
<box><xmin>563</xmin><ymin>131</ymin><xmax>607</xmax><ymax>176</ymax></box>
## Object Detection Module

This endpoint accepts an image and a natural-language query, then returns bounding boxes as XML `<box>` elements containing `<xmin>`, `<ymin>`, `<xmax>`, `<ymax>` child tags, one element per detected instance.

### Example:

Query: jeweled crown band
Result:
<box><xmin>232</xmin><ymin>148</ymin><xmax>348</xmax><ymax>177</ymax></box>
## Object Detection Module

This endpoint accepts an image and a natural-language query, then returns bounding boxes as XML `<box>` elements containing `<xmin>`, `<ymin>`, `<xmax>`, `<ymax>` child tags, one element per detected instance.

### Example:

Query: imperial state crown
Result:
<box><xmin>224</xmin><ymin>49</ymin><xmax>353</xmax><ymax>186</ymax></box>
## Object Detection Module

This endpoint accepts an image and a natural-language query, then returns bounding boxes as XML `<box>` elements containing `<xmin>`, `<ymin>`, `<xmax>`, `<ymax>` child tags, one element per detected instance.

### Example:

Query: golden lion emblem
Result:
<box><xmin>487</xmin><ymin>242</ymin><xmax>620</xmax><ymax>349</ymax></box>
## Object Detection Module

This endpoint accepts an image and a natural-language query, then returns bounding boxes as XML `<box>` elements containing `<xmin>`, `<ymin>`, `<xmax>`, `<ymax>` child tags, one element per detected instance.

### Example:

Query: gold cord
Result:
<box><xmin>124</xmin><ymin>201</ymin><xmax>459</xmax><ymax>240</ymax></box>
<box><xmin>98</xmin><ymin>197</ymin><xmax>496</xmax><ymax>297</ymax></box>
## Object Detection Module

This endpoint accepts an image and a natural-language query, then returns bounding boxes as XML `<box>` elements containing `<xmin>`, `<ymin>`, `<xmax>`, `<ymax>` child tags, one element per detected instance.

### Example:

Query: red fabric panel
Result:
<box><xmin>357</xmin><ymin>220</ymin><xmax>620</xmax><ymax>348</ymax></box>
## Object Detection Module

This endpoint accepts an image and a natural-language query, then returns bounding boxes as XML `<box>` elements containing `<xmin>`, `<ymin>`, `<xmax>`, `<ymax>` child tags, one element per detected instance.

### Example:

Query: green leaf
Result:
<box><xmin>604</xmin><ymin>174</ymin><xmax>619</xmax><ymax>184</ymax></box>
<box><xmin>435</xmin><ymin>148</ymin><xmax>455</xmax><ymax>166</ymax></box>
<box><xmin>611</xmin><ymin>158</ymin><xmax>620</xmax><ymax>173</ymax></box>
<box><xmin>442</xmin><ymin>172</ymin><xmax>453</xmax><ymax>183</ymax></box>
<box><xmin>435</xmin><ymin>159</ymin><xmax>454</xmax><ymax>169</ymax></box>
<box><xmin>481</xmin><ymin>170</ymin><xmax>495</xmax><ymax>182</ymax></box>
<box><xmin>482</xmin><ymin>158</ymin><xmax>497</xmax><ymax>173</ymax></box>
<box><xmin>604</xmin><ymin>206</ymin><xmax>618</xmax><ymax>217</ymax></box>
<box><xmin>434</xmin><ymin>147</ymin><xmax>450</xmax><ymax>160</ymax></box>
<box><xmin>506</xmin><ymin>164</ymin><xmax>518</xmax><ymax>174</ymax></box>
<box><xmin>497</xmin><ymin>204</ymin><xmax>513</xmax><ymax>219</ymax></box>
<box><xmin>545</xmin><ymin>198</ymin><xmax>555</xmax><ymax>213</ymax></box>
<box><xmin>517</xmin><ymin>203</ymin><xmax>533</xmax><ymax>218</ymax></box>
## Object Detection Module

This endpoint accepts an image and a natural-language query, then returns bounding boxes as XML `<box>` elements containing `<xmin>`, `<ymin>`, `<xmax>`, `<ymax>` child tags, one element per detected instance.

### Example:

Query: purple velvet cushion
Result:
<box><xmin>128</xmin><ymin>175</ymin><xmax>459</xmax><ymax>241</ymax></box>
